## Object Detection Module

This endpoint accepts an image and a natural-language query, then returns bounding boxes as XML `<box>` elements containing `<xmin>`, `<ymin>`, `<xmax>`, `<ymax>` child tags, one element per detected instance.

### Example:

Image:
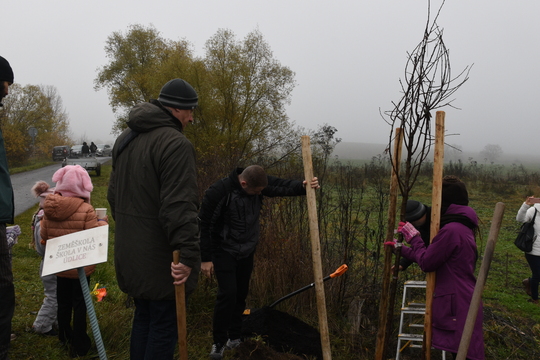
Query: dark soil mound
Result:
<box><xmin>231</xmin><ymin>339</ymin><xmax>305</xmax><ymax>360</ymax></box>
<box><xmin>241</xmin><ymin>306</ymin><xmax>322</xmax><ymax>360</ymax></box>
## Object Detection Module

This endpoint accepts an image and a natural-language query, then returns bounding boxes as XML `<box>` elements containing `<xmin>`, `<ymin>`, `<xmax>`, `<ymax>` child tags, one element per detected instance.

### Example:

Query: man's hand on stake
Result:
<box><xmin>303</xmin><ymin>177</ymin><xmax>320</xmax><ymax>189</ymax></box>
<box><xmin>171</xmin><ymin>262</ymin><xmax>192</xmax><ymax>285</ymax></box>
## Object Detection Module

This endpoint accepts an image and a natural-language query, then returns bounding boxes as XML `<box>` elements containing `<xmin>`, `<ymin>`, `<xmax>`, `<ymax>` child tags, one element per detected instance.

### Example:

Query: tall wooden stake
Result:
<box><xmin>375</xmin><ymin>128</ymin><xmax>403</xmax><ymax>360</ymax></box>
<box><xmin>301</xmin><ymin>136</ymin><xmax>332</xmax><ymax>360</ymax></box>
<box><xmin>173</xmin><ymin>250</ymin><xmax>188</xmax><ymax>360</ymax></box>
<box><xmin>456</xmin><ymin>202</ymin><xmax>505</xmax><ymax>360</ymax></box>
<box><xmin>422</xmin><ymin>111</ymin><xmax>445</xmax><ymax>360</ymax></box>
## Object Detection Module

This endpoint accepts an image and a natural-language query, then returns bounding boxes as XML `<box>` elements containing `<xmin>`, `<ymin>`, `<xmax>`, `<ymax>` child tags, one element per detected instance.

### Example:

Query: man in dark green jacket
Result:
<box><xmin>108</xmin><ymin>79</ymin><xmax>200</xmax><ymax>360</ymax></box>
<box><xmin>0</xmin><ymin>55</ymin><xmax>15</xmax><ymax>360</ymax></box>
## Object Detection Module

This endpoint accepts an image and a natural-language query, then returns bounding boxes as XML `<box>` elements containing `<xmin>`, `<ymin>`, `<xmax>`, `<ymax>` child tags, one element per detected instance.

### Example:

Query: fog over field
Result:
<box><xmin>332</xmin><ymin>142</ymin><xmax>540</xmax><ymax>166</ymax></box>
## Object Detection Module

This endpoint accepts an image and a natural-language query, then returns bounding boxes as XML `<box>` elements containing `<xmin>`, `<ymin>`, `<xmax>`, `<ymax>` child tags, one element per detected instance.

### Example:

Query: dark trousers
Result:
<box><xmin>212</xmin><ymin>251</ymin><xmax>254</xmax><ymax>345</ymax></box>
<box><xmin>525</xmin><ymin>253</ymin><xmax>540</xmax><ymax>300</ymax></box>
<box><xmin>56</xmin><ymin>276</ymin><xmax>91</xmax><ymax>357</ymax></box>
<box><xmin>130</xmin><ymin>298</ymin><xmax>177</xmax><ymax>360</ymax></box>
<box><xmin>0</xmin><ymin>224</ymin><xmax>14</xmax><ymax>360</ymax></box>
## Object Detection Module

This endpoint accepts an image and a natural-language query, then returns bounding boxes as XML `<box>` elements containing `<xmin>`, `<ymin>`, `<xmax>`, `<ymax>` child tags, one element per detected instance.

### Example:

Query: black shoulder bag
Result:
<box><xmin>515</xmin><ymin>208</ymin><xmax>538</xmax><ymax>252</ymax></box>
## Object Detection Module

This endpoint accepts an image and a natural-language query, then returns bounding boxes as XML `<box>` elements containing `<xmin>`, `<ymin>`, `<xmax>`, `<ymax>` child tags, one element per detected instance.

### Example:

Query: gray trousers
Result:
<box><xmin>32</xmin><ymin>259</ymin><xmax>58</xmax><ymax>333</ymax></box>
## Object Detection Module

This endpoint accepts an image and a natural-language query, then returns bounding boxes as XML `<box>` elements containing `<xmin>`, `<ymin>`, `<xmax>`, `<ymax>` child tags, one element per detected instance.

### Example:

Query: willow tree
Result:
<box><xmin>0</xmin><ymin>84</ymin><xmax>70</xmax><ymax>166</ymax></box>
<box><xmin>95</xmin><ymin>26</ymin><xmax>298</xmax><ymax>187</ymax></box>
<box><xmin>94</xmin><ymin>24</ymin><xmax>196</xmax><ymax>134</ymax></box>
<box><xmin>194</xmin><ymin>28</ymin><xmax>297</xmax><ymax>174</ymax></box>
<box><xmin>376</xmin><ymin>1</ymin><xmax>472</xmax><ymax>358</ymax></box>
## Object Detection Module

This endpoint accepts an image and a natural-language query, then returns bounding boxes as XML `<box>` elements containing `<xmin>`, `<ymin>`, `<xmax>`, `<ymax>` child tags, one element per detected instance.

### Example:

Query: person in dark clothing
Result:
<box><xmin>89</xmin><ymin>142</ymin><xmax>97</xmax><ymax>156</ymax></box>
<box><xmin>108</xmin><ymin>78</ymin><xmax>200</xmax><ymax>360</ymax></box>
<box><xmin>199</xmin><ymin>165</ymin><xmax>319</xmax><ymax>360</ymax></box>
<box><xmin>399</xmin><ymin>200</ymin><xmax>432</xmax><ymax>271</ymax></box>
<box><xmin>81</xmin><ymin>142</ymin><xmax>89</xmax><ymax>158</ymax></box>
<box><xmin>0</xmin><ymin>55</ymin><xmax>15</xmax><ymax>360</ymax></box>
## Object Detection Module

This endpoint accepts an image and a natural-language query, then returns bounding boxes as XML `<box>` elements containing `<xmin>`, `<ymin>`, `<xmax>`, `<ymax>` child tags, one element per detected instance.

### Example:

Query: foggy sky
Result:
<box><xmin>2</xmin><ymin>0</ymin><xmax>538</xmax><ymax>155</ymax></box>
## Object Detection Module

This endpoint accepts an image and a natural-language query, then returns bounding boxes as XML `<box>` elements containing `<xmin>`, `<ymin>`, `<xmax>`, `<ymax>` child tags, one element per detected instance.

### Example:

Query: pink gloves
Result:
<box><xmin>397</xmin><ymin>221</ymin><xmax>420</xmax><ymax>242</ymax></box>
<box><xmin>384</xmin><ymin>239</ymin><xmax>401</xmax><ymax>249</ymax></box>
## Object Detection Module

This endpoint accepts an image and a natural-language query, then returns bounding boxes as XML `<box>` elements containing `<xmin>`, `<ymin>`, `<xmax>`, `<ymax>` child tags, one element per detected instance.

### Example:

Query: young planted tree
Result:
<box><xmin>375</xmin><ymin>1</ymin><xmax>472</xmax><ymax>358</ymax></box>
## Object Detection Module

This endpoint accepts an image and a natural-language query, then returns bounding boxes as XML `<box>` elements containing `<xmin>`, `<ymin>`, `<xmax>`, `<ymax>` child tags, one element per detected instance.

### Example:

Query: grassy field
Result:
<box><xmin>7</xmin><ymin>162</ymin><xmax>540</xmax><ymax>359</ymax></box>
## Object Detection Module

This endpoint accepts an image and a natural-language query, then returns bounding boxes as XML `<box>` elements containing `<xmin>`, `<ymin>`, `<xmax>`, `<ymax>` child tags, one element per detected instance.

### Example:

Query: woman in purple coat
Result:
<box><xmin>399</xmin><ymin>176</ymin><xmax>484</xmax><ymax>360</ymax></box>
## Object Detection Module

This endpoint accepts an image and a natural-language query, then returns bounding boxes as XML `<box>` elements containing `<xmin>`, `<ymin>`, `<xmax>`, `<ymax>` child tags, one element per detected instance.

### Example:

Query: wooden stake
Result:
<box><xmin>423</xmin><ymin>111</ymin><xmax>445</xmax><ymax>360</ymax></box>
<box><xmin>173</xmin><ymin>250</ymin><xmax>188</xmax><ymax>360</ymax></box>
<box><xmin>301</xmin><ymin>136</ymin><xmax>332</xmax><ymax>360</ymax></box>
<box><xmin>375</xmin><ymin>128</ymin><xmax>403</xmax><ymax>360</ymax></box>
<box><xmin>456</xmin><ymin>202</ymin><xmax>505</xmax><ymax>360</ymax></box>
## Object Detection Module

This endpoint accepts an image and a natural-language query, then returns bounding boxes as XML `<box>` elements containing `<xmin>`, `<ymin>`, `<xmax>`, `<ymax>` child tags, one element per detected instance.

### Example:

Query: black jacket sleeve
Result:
<box><xmin>199</xmin><ymin>179</ymin><xmax>229</xmax><ymax>262</ymax></box>
<box><xmin>262</xmin><ymin>176</ymin><xmax>306</xmax><ymax>197</ymax></box>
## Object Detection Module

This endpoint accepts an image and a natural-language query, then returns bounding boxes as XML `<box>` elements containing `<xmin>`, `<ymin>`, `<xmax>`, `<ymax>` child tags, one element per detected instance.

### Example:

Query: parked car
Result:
<box><xmin>96</xmin><ymin>144</ymin><xmax>112</xmax><ymax>157</ymax></box>
<box><xmin>70</xmin><ymin>145</ymin><xmax>83</xmax><ymax>157</ymax></box>
<box><xmin>52</xmin><ymin>146</ymin><xmax>69</xmax><ymax>161</ymax></box>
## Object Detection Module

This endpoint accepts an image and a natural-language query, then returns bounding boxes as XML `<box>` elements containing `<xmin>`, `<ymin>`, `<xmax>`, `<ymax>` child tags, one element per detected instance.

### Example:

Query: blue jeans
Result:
<box><xmin>130</xmin><ymin>298</ymin><xmax>177</xmax><ymax>360</ymax></box>
<box><xmin>525</xmin><ymin>253</ymin><xmax>540</xmax><ymax>300</ymax></box>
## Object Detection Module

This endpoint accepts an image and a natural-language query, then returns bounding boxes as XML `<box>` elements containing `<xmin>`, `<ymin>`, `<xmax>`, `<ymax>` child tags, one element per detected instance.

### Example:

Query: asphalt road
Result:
<box><xmin>10</xmin><ymin>157</ymin><xmax>111</xmax><ymax>217</ymax></box>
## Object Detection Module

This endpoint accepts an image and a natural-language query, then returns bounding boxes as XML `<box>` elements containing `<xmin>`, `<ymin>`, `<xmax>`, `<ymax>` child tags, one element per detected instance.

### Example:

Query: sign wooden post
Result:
<box><xmin>301</xmin><ymin>135</ymin><xmax>332</xmax><ymax>360</ymax></box>
<box><xmin>456</xmin><ymin>202</ymin><xmax>505</xmax><ymax>360</ymax></box>
<box><xmin>173</xmin><ymin>250</ymin><xmax>188</xmax><ymax>360</ymax></box>
<box><xmin>375</xmin><ymin>128</ymin><xmax>403</xmax><ymax>360</ymax></box>
<box><xmin>423</xmin><ymin>111</ymin><xmax>445</xmax><ymax>360</ymax></box>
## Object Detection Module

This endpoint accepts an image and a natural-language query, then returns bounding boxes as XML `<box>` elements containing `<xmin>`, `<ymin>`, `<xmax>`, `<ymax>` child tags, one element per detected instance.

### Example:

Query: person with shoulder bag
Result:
<box><xmin>516</xmin><ymin>196</ymin><xmax>540</xmax><ymax>304</ymax></box>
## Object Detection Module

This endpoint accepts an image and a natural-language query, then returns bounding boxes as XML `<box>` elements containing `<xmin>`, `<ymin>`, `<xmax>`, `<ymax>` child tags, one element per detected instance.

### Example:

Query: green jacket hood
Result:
<box><xmin>127</xmin><ymin>100</ymin><xmax>183</xmax><ymax>133</ymax></box>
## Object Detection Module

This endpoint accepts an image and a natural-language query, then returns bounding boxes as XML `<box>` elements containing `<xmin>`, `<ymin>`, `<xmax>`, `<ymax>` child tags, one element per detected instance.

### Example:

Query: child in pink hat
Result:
<box><xmin>41</xmin><ymin>165</ymin><xmax>108</xmax><ymax>357</ymax></box>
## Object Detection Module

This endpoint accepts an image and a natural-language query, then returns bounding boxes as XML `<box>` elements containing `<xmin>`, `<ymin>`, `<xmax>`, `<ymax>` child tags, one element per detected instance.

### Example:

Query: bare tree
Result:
<box><xmin>480</xmin><ymin>144</ymin><xmax>503</xmax><ymax>164</ymax></box>
<box><xmin>377</xmin><ymin>1</ymin><xmax>472</xmax><ymax>357</ymax></box>
<box><xmin>383</xmin><ymin>0</ymin><xmax>471</xmax><ymax>206</ymax></box>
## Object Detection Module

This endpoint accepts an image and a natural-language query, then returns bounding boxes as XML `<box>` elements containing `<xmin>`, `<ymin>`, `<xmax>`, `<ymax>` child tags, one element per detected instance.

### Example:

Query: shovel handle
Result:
<box><xmin>268</xmin><ymin>264</ymin><xmax>348</xmax><ymax>308</ymax></box>
<box><xmin>173</xmin><ymin>250</ymin><xmax>188</xmax><ymax>360</ymax></box>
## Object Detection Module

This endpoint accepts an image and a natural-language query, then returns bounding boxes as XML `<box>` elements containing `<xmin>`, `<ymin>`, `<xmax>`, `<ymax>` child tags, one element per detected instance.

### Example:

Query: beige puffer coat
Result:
<box><xmin>41</xmin><ymin>193</ymin><xmax>107</xmax><ymax>279</ymax></box>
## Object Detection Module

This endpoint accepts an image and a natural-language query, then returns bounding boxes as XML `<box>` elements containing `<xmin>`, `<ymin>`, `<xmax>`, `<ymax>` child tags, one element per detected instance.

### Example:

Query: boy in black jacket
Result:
<box><xmin>199</xmin><ymin>165</ymin><xmax>319</xmax><ymax>359</ymax></box>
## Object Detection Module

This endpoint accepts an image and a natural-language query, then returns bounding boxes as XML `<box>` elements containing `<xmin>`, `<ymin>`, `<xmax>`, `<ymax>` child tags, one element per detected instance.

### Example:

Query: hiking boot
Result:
<box><xmin>209</xmin><ymin>343</ymin><xmax>225</xmax><ymax>360</ymax></box>
<box><xmin>225</xmin><ymin>338</ymin><xmax>242</xmax><ymax>350</ymax></box>
<box><xmin>523</xmin><ymin>278</ymin><xmax>532</xmax><ymax>296</ymax></box>
<box><xmin>527</xmin><ymin>298</ymin><xmax>539</xmax><ymax>304</ymax></box>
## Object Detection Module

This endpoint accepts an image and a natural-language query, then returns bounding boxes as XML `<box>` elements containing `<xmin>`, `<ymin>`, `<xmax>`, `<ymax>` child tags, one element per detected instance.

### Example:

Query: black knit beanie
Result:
<box><xmin>405</xmin><ymin>200</ymin><xmax>427</xmax><ymax>222</ymax></box>
<box><xmin>441</xmin><ymin>175</ymin><xmax>469</xmax><ymax>208</ymax></box>
<box><xmin>0</xmin><ymin>56</ymin><xmax>14</xmax><ymax>83</ymax></box>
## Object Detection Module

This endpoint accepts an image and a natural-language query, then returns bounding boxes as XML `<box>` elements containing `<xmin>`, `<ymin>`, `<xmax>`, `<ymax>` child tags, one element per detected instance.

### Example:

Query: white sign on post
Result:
<box><xmin>42</xmin><ymin>226</ymin><xmax>109</xmax><ymax>277</ymax></box>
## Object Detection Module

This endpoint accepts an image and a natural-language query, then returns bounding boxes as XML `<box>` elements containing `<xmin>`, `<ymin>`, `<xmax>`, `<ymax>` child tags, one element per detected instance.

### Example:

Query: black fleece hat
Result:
<box><xmin>405</xmin><ymin>200</ymin><xmax>427</xmax><ymax>222</ymax></box>
<box><xmin>442</xmin><ymin>175</ymin><xmax>469</xmax><ymax>207</ymax></box>
<box><xmin>0</xmin><ymin>56</ymin><xmax>14</xmax><ymax>83</ymax></box>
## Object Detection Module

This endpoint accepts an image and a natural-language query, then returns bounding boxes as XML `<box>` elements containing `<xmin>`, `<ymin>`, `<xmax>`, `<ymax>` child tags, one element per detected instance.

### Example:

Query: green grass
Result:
<box><xmin>8</xmin><ymin>163</ymin><xmax>540</xmax><ymax>359</ymax></box>
<box><xmin>9</xmin><ymin>158</ymin><xmax>57</xmax><ymax>174</ymax></box>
